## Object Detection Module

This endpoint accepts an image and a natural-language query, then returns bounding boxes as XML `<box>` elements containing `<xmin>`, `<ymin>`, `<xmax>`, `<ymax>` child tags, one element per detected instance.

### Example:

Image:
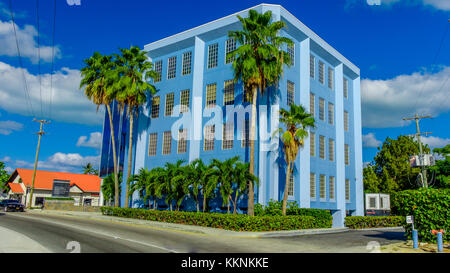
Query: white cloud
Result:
<box><xmin>363</xmin><ymin>133</ymin><xmax>382</xmax><ymax>148</ymax></box>
<box><xmin>0</xmin><ymin>62</ymin><xmax>104</xmax><ymax>125</ymax></box>
<box><xmin>0</xmin><ymin>18</ymin><xmax>61</xmax><ymax>64</ymax></box>
<box><xmin>361</xmin><ymin>66</ymin><xmax>450</xmax><ymax>128</ymax></box>
<box><xmin>0</xmin><ymin>120</ymin><xmax>23</xmax><ymax>135</ymax></box>
<box><xmin>420</xmin><ymin>136</ymin><xmax>450</xmax><ymax>148</ymax></box>
<box><xmin>5</xmin><ymin>152</ymin><xmax>100</xmax><ymax>173</ymax></box>
<box><xmin>76</xmin><ymin>132</ymin><xmax>102</xmax><ymax>149</ymax></box>
<box><xmin>382</xmin><ymin>0</ymin><xmax>450</xmax><ymax>10</ymax></box>
<box><xmin>0</xmin><ymin>156</ymin><xmax>11</xmax><ymax>162</ymax></box>
<box><xmin>4</xmin><ymin>166</ymin><xmax>13</xmax><ymax>173</ymax></box>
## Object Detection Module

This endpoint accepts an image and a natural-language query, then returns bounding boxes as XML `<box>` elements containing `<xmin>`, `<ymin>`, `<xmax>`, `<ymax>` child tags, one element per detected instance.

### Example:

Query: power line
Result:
<box><xmin>8</xmin><ymin>0</ymin><xmax>35</xmax><ymax>118</ymax></box>
<box><xmin>36</xmin><ymin>0</ymin><xmax>43</xmax><ymax>119</ymax></box>
<box><xmin>411</xmin><ymin>21</ymin><xmax>449</xmax><ymax>115</ymax></box>
<box><xmin>49</xmin><ymin>0</ymin><xmax>57</xmax><ymax>121</ymax></box>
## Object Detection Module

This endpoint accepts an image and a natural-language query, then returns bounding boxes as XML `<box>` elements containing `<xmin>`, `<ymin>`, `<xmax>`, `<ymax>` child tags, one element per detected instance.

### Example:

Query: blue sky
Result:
<box><xmin>0</xmin><ymin>0</ymin><xmax>449</xmax><ymax>173</ymax></box>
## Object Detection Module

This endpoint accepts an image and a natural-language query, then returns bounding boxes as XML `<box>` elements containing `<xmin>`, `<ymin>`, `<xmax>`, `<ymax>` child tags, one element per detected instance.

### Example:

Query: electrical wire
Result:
<box><xmin>410</xmin><ymin>22</ymin><xmax>449</xmax><ymax>116</ymax></box>
<box><xmin>36</xmin><ymin>0</ymin><xmax>43</xmax><ymax>119</ymax></box>
<box><xmin>49</xmin><ymin>0</ymin><xmax>57</xmax><ymax>121</ymax></box>
<box><xmin>8</xmin><ymin>0</ymin><xmax>35</xmax><ymax>118</ymax></box>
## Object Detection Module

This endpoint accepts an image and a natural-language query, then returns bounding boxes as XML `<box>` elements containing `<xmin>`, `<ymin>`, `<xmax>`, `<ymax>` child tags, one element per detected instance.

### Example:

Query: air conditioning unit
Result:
<box><xmin>365</xmin><ymin>193</ymin><xmax>390</xmax><ymax>216</ymax></box>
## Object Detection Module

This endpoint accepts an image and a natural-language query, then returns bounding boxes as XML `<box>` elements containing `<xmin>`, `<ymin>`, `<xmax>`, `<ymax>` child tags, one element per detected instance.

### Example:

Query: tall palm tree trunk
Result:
<box><xmin>282</xmin><ymin>160</ymin><xmax>292</xmax><ymax>216</ymax></box>
<box><xmin>203</xmin><ymin>194</ymin><xmax>207</xmax><ymax>212</ymax></box>
<box><xmin>248</xmin><ymin>86</ymin><xmax>258</xmax><ymax>216</ymax></box>
<box><xmin>233</xmin><ymin>190</ymin><xmax>239</xmax><ymax>214</ymax></box>
<box><xmin>106</xmin><ymin>104</ymin><xmax>120</xmax><ymax>207</ymax></box>
<box><xmin>125</xmin><ymin>107</ymin><xmax>134</xmax><ymax>208</ymax></box>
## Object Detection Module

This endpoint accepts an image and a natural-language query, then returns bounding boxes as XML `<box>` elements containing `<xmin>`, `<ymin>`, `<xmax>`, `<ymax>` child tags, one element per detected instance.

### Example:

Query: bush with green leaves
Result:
<box><xmin>101</xmin><ymin>206</ymin><xmax>331</xmax><ymax>231</ymax></box>
<box><xmin>391</xmin><ymin>188</ymin><xmax>450</xmax><ymax>242</ymax></box>
<box><xmin>254</xmin><ymin>200</ymin><xmax>332</xmax><ymax>227</ymax></box>
<box><xmin>44</xmin><ymin>197</ymin><xmax>74</xmax><ymax>201</ymax></box>
<box><xmin>345</xmin><ymin>216</ymin><xmax>405</xmax><ymax>229</ymax></box>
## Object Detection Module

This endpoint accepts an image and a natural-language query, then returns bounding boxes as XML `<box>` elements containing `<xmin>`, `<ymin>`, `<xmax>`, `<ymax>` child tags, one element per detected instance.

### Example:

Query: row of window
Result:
<box><xmin>310</xmin><ymin>54</ymin><xmax>351</xmax><ymax>99</ymax></box>
<box><xmin>148</xmin><ymin>121</ymin><xmax>251</xmax><ymax>156</ymax></box>
<box><xmin>309</xmin><ymin>133</ymin><xmax>350</xmax><ymax>165</ymax></box>
<box><xmin>288</xmin><ymin>172</ymin><xmax>351</xmax><ymax>202</ymax></box>
<box><xmin>310</xmin><ymin>92</ymin><xmax>350</xmax><ymax>129</ymax></box>
<box><xmin>153</xmin><ymin>38</ymin><xmax>238</xmax><ymax>82</ymax></box>
<box><xmin>310</xmin><ymin>174</ymin><xmax>351</xmax><ymax>201</ymax></box>
<box><xmin>153</xmin><ymin>50</ymin><xmax>193</xmax><ymax>82</ymax></box>
<box><xmin>148</xmin><ymin>129</ymin><xmax>188</xmax><ymax>156</ymax></box>
<box><xmin>152</xmin><ymin>80</ymin><xmax>252</xmax><ymax>119</ymax></box>
<box><xmin>151</xmin><ymin>89</ymin><xmax>190</xmax><ymax>118</ymax></box>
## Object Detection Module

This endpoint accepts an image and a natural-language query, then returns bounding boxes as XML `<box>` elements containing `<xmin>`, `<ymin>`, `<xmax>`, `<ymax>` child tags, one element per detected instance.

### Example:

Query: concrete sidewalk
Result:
<box><xmin>26</xmin><ymin>209</ymin><xmax>349</xmax><ymax>238</ymax></box>
<box><xmin>0</xmin><ymin>225</ymin><xmax>51</xmax><ymax>253</ymax></box>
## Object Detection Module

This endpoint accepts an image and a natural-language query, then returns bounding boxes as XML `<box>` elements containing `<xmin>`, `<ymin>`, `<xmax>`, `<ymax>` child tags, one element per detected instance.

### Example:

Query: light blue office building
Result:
<box><xmin>99</xmin><ymin>4</ymin><xmax>363</xmax><ymax>227</ymax></box>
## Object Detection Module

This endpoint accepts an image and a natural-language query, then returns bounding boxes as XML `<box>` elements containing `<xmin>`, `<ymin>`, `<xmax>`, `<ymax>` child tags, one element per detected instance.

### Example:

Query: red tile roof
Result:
<box><xmin>12</xmin><ymin>169</ymin><xmax>101</xmax><ymax>193</ymax></box>
<box><xmin>8</xmin><ymin>183</ymin><xmax>24</xmax><ymax>194</ymax></box>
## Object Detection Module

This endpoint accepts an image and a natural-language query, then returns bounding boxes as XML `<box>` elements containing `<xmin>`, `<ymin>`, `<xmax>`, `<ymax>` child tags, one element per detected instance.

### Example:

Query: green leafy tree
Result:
<box><xmin>101</xmin><ymin>172</ymin><xmax>122</xmax><ymax>206</ymax></box>
<box><xmin>228</xmin><ymin>9</ymin><xmax>293</xmax><ymax>216</ymax></box>
<box><xmin>0</xmin><ymin>161</ymin><xmax>11</xmax><ymax>193</ymax></box>
<box><xmin>363</xmin><ymin>164</ymin><xmax>380</xmax><ymax>193</ymax></box>
<box><xmin>80</xmin><ymin>52</ymin><xmax>120</xmax><ymax>206</ymax></box>
<box><xmin>277</xmin><ymin>104</ymin><xmax>315</xmax><ymax>215</ymax></box>
<box><xmin>365</xmin><ymin>135</ymin><xmax>430</xmax><ymax>193</ymax></box>
<box><xmin>113</xmin><ymin>46</ymin><xmax>158</xmax><ymax>208</ymax></box>
<box><xmin>428</xmin><ymin>144</ymin><xmax>450</xmax><ymax>188</ymax></box>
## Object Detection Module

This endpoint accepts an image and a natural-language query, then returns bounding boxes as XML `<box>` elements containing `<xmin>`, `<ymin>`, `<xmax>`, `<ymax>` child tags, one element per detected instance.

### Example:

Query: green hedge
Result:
<box><xmin>254</xmin><ymin>200</ymin><xmax>332</xmax><ymax>228</ymax></box>
<box><xmin>44</xmin><ymin>197</ymin><xmax>74</xmax><ymax>201</ymax></box>
<box><xmin>391</xmin><ymin>188</ymin><xmax>450</xmax><ymax>242</ymax></box>
<box><xmin>345</xmin><ymin>216</ymin><xmax>405</xmax><ymax>229</ymax></box>
<box><xmin>101</xmin><ymin>207</ymin><xmax>331</xmax><ymax>232</ymax></box>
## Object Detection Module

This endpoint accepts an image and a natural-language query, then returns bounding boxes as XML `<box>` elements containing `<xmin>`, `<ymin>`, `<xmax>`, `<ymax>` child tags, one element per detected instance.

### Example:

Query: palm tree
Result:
<box><xmin>155</xmin><ymin>160</ymin><xmax>185</xmax><ymax>211</ymax></box>
<box><xmin>228</xmin><ymin>10</ymin><xmax>293</xmax><ymax>216</ymax></box>
<box><xmin>113</xmin><ymin>46</ymin><xmax>158</xmax><ymax>208</ymax></box>
<box><xmin>177</xmin><ymin>161</ymin><xmax>203</xmax><ymax>212</ymax></box>
<box><xmin>277</xmin><ymin>104</ymin><xmax>315</xmax><ymax>215</ymax></box>
<box><xmin>80</xmin><ymin>52</ymin><xmax>121</xmax><ymax>207</ymax></box>
<box><xmin>210</xmin><ymin>157</ymin><xmax>239</xmax><ymax>213</ymax></box>
<box><xmin>82</xmin><ymin>163</ymin><xmax>98</xmax><ymax>175</ymax></box>
<box><xmin>129</xmin><ymin>168</ymin><xmax>150</xmax><ymax>206</ymax></box>
<box><xmin>196</xmin><ymin>159</ymin><xmax>217</xmax><ymax>212</ymax></box>
<box><xmin>101</xmin><ymin>172</ymin><xmax>122</xmax><ymax>206</ymax></box>
<box><xmin>230</xmin><ymin>161</ymin><xmax>258</xmax><ymax>214</ymax></box>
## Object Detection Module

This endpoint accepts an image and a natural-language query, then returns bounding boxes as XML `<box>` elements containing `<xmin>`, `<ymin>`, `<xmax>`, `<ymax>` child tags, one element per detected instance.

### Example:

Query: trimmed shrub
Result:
<box><xmin>100</xmin><ymin>206</ymin><xmax>331</xmax><ymax>231</ymax></box>
<box><xmin>345</xmin><ymin>216</ymin><xmax>405</xmax><ymax>229</ymax></box>
<box><xmin>44</xmin><ymin>197</ymin><xmax>74</xmax><ymax>201</ymax></box>
<box><xmin>254</xmin><ymin>200</ymin><xmax>332</xmax><ymax>228</ymax></box>
<box><xmin>391</xmin><ymin>188</ymin><xmax>450</xmax><ymax>242</ymax></box>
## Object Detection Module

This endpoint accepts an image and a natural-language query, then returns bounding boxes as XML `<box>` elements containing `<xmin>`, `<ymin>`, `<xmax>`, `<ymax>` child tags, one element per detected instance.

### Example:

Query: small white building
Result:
<box><xmin>6</xmin><ymin>169</ymin><xmax>102</xmax><ymax>207</ymax></box>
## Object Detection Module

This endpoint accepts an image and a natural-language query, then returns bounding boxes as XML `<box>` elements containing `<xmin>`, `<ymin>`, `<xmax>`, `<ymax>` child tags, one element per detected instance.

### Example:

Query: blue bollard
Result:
<box><xmin>413</xmin><ymin>229</ymin><xmax>419</xmax><ymax>249</ymax></box>
<box><xmin>437</xmin><ymin>232</ymin><xmax>443</xmax><ymax>253</ymax></box>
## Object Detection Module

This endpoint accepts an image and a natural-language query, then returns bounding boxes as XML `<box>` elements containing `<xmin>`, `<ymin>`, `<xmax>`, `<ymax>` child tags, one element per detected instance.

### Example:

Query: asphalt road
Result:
<box><xmin>0</xmin><ymin>212</ymin><xmax>405</xmax><ymax>253</ymax></box>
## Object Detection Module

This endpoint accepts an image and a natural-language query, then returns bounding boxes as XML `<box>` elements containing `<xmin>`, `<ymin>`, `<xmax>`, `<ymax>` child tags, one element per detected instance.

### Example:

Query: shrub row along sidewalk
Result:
<box><xmin>345</xmin><ymin>216</ymin><xmax>405</xmax><ymax>229</ymax></box>
<box><xmin>101</xmin><ymin>207</ymin><xmax>332</xmax><ymax>232</ymax></box>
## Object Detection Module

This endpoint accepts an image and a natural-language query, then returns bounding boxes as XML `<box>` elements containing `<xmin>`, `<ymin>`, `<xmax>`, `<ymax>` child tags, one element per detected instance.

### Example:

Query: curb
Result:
<box><xmin>350</xmin><ymin>227</ymin><xmax>405</xmax><ymax>231</ymax></box>
<box><xmin>26</xmin><ymin>209</ymin><xmax>350</xmax><ymax>238</ymax></box>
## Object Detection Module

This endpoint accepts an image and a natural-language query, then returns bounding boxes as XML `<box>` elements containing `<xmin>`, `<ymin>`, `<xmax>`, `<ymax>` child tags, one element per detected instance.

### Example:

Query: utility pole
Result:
<box><xmin>403</xmin><ymin>114</ymin><xmax>432</xmax><ymax>187</ymax></box>
<box><xmin>28</xmin><ymin>119</ymin><xmax>50</xmax><ymax>209</ymax></box>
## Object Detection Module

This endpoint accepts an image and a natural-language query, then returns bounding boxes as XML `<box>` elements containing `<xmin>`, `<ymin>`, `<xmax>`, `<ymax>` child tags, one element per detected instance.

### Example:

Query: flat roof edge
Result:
<box><xmin>144</xmin><ymin>3</ymin><xmax>359</xmax><ymax>75</ymax></box>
